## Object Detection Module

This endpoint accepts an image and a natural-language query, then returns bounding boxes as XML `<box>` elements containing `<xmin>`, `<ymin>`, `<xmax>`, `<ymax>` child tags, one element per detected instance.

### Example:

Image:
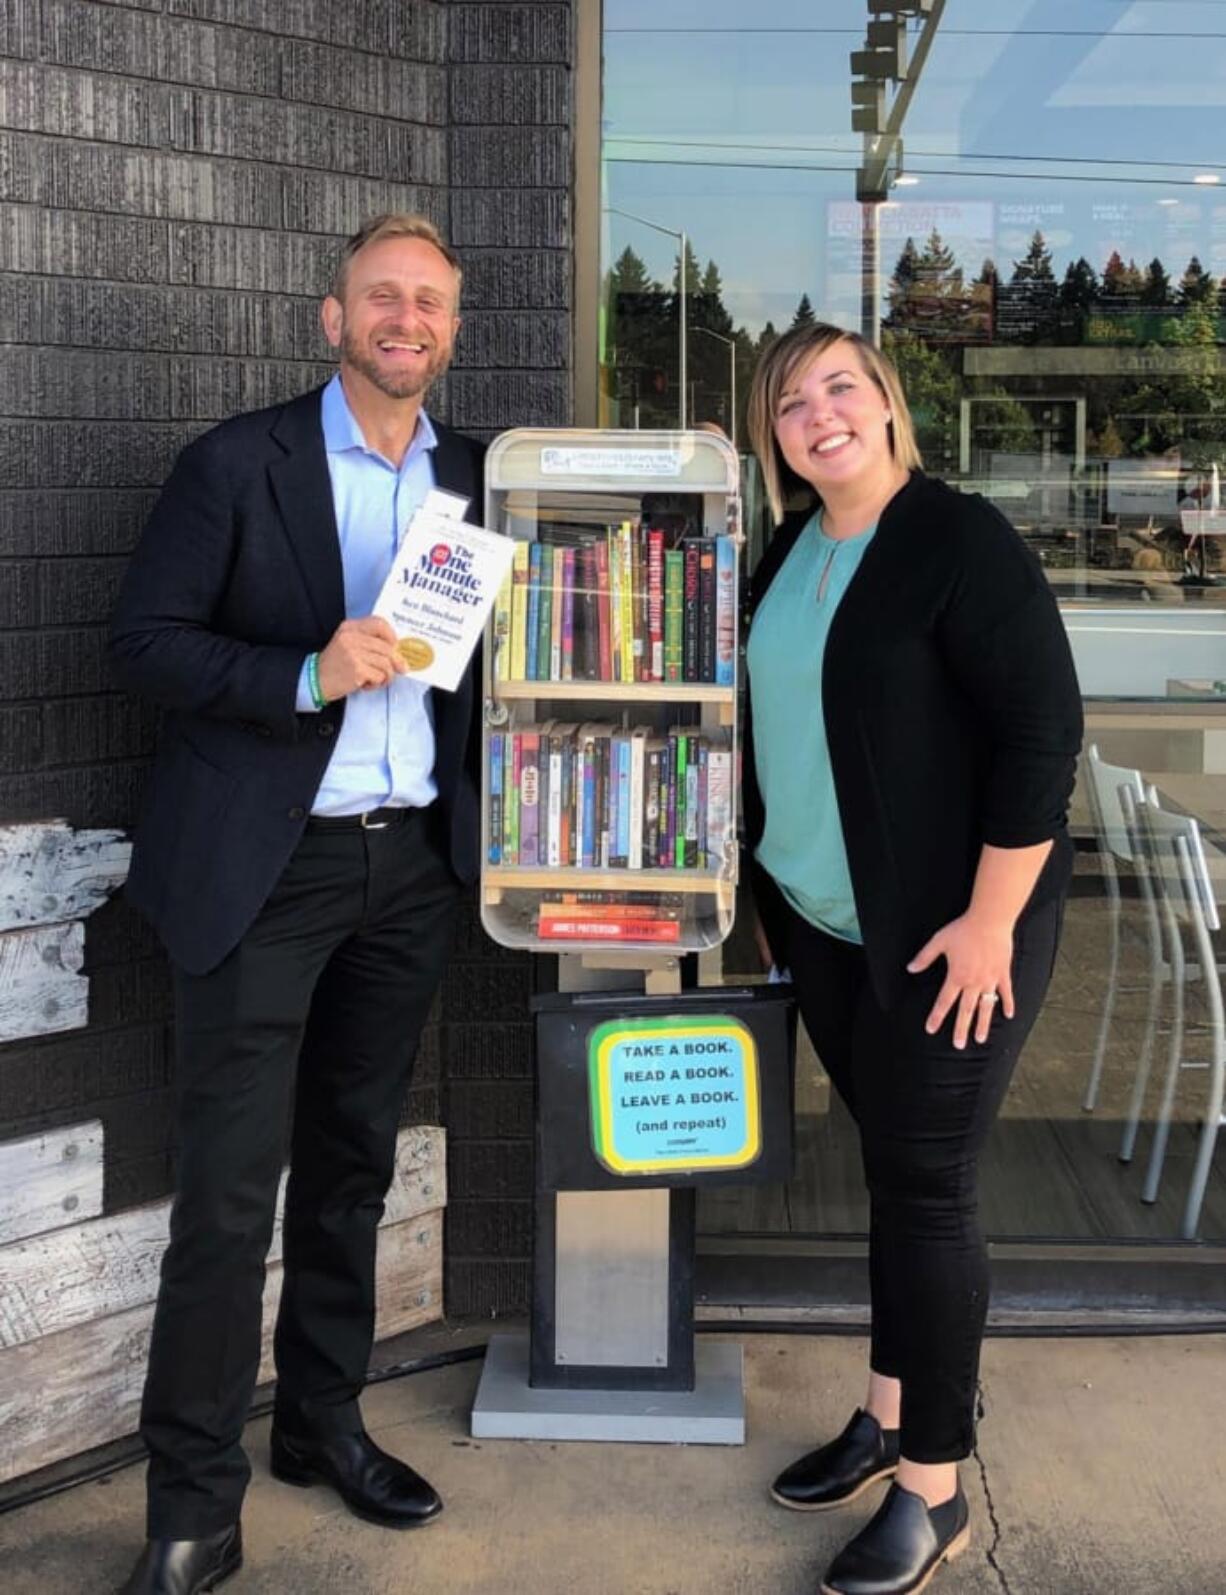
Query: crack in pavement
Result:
<box><xmin>973</xmin><ymin>1381</ymin><xmax>1013</xmax><ymax>1595</ymax></box>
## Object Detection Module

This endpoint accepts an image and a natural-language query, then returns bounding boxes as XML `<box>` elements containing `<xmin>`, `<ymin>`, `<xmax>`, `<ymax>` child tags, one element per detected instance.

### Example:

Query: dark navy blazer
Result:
<box><xmin>110</xmin><ymin>386</ymin><xmax>486</xmax><ymax>975</ymax></box>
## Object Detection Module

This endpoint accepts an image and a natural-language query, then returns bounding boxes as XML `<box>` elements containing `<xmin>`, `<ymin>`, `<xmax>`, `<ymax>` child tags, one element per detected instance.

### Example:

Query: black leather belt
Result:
<box><xmin>305</xmin><ymin>807</ymin><xmax>416</xmax><ymax>832</ymax></box>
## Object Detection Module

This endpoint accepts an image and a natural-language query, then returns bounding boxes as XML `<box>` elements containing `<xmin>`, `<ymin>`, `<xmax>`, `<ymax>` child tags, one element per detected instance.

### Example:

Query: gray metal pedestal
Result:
<box><xmin>471</xmin><ymin>1332</ymin><xmax>745</xmax><ymax>1444</ymax></box>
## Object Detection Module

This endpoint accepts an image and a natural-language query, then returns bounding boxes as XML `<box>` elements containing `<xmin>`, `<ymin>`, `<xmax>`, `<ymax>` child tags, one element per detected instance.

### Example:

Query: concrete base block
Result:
<box><xmin>470</xmin><ymin>1332</ymin><xmax>745</xmax><ymax>1444</ymax></box>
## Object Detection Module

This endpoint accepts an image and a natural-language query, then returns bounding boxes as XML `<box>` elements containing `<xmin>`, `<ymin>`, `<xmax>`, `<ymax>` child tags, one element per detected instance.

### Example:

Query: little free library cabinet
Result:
<box><xmin>480</xmin><ymin>428</ymin><xmax>742</xmax><ymax>958</ymax></box>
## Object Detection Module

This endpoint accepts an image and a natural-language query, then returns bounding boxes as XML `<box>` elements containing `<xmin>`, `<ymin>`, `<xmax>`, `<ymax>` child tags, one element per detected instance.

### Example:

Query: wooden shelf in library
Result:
<box><xmin>483</xmin><ymin>867</ymin><xmax>735</xmax><ymax>904</ymax></box>
<box><xmin>493</xmin><ymin>680</ymin><xmax>735</xmax><ymax>722</ymax></box>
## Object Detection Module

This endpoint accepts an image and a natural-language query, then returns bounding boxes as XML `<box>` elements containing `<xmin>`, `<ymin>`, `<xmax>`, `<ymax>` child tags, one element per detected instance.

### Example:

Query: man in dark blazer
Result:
<box><xmin>110</xmin><ymin>214</ymin><xmax>485</xmax><ymax>1595</ymax></box>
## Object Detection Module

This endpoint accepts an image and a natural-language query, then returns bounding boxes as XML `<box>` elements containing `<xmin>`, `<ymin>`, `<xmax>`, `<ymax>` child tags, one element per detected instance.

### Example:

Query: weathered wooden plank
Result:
<box><xmin>0</xmin><ymin>1120</ymin><xmax>104</xmax><ymax>1247</ymax></box>
<box><xmin>0</xmin><ymin>922</ymin><xmax>87</xmax><ymax>1042</ymax></box>
<box><xmin>0</xmin><ymin>1209</ymin><xmax>443</xmax><ymax>1486</ymax></box>
<box><xmin>0</xmin><ymin>820</ymin><xmax>131</xmax><ymax>932</ymax></box>
<box><xmin>0</xmin><ymin>1124</ymin><xmax>445</xmax><ymax>1349</ymax></box>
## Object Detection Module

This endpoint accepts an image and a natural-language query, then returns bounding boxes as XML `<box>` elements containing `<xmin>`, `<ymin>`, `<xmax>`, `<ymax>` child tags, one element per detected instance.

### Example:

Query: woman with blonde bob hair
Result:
<box><xmin>742</xmin><ymin>323</ymin><xmax>1082</xmax><ymax>1595</ymax></box>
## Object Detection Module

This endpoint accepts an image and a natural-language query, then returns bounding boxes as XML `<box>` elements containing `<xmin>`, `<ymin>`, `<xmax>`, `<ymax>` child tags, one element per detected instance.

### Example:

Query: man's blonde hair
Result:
<box><xmin>330</xmin><ymin>213</ymin><xmax>463</xmax><ymax>306</ymax></box>
<box><xmin>747</xmin><ymin>322</ymin><xmax>922</xmax><ymax>524</ymax></box>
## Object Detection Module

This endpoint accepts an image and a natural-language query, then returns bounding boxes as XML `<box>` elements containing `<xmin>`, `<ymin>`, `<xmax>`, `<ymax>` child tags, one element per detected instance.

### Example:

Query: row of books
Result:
<box><xmin>491</xmin><ymin>528</ymin><xmax>737</xmax><ymax>686</ymax></box>
<box><xmin>533</xmin><ymin>891</ymin><xmax>685</xmax><ymax>945</ymax></box>
<box><xmin>487</xmin><ymin>722</ymin><xmax>734</xmax><ymax>873</ymax></box>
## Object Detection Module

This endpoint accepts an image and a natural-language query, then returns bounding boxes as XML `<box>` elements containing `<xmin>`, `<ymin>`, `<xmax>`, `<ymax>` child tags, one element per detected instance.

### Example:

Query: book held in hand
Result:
<box><xmin>374</xmin><ymin>490</ymin><xmax>515</xmax><ymax>692</ymax></box>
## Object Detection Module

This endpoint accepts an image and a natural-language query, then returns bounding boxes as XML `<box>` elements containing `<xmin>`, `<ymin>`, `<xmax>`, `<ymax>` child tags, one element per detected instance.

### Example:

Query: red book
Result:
<box><xmin>537</xmin><ymin>901</ymin><xmax>681</xmax><ymax>921</ymax></box>
<box><xmin>536</xmin><ymin>918</ymin><xmax>682</xmax><ymax>942</ymax></box>
<box><xmin>630</xmin><ymin>526</ymin><xmax>646</xmax><ymax>681</ymax></box>
<box><xmin>595</xmin><ymin>538</ymin><xmax>612</xmax><ymax>682</ymax></box>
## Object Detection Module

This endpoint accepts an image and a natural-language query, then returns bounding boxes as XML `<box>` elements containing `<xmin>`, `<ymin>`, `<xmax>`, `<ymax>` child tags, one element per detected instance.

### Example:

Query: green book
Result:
<box><xmin>664</xmin><ymin>548</ymin><xmax>684</xmax><ymax>683</ymax></box>
<box><xmin>537</xmin><ymin>544</ymin><xmax>554</xmax><ymax>682</ymax></box>
<box><xmin>505</xmin><ymin>733</ymin><xmax>519</xmax><ymax>864</ymax></box>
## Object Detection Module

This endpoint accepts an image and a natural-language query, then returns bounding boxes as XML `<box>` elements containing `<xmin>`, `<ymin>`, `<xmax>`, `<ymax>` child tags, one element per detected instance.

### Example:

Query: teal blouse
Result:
<box><xmin>747</xmin><ymin>510</ymin><xmax>876</xmax><ymax>943</ymax></box>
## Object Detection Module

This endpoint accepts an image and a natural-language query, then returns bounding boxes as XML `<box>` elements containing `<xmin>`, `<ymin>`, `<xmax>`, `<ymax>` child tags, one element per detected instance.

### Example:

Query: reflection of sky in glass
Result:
<box><xmin>603</xmin><ymin>1</ymin><xmax>1226</xmax><ymax>334</ymax></box>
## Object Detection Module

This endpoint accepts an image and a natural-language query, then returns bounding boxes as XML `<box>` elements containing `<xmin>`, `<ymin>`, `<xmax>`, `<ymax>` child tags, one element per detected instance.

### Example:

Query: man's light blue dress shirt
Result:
<box><xmin>297</xmin><ymin>374</ymin><xmax>441</xmax><ymax>816</ymax></box>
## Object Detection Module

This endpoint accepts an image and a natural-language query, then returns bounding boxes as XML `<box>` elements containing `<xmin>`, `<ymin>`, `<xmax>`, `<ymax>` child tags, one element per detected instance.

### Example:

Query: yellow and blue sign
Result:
<box><xmin>588</xmin><ymin>1014</ymin><xmax>761</xmax><ymax>1176</ymax></box>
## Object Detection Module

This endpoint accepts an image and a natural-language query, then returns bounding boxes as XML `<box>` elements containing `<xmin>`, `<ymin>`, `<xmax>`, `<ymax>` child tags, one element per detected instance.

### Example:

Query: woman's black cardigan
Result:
<box><xmin>742</xmin><ymin>470</ymin><xmax>1084</xmax><ymax>1009</ymax></box>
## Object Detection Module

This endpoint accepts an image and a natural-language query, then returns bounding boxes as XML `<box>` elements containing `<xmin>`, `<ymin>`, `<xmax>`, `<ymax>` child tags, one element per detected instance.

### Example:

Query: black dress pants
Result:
<box><xmin>140</xmin><ymin>810</ymin><xmax>461</xmax><ymax>1538</ymax></box>
<box><xmin>781</xmin><ymin>891</ymin><xmax>1063</xmax><ymax>1463</ymax></box>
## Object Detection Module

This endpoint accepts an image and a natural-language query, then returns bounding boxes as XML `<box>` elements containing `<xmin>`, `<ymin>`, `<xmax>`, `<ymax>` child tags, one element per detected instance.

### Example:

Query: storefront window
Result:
<box><xmin>600</xmin><ymin>1</ymin><xmax>1226</xmax><ymax>1249</ymax></box>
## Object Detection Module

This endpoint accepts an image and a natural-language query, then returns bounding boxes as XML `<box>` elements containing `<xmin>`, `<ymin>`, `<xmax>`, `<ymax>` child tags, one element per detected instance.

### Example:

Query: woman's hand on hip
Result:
<box><xmin>907</xmin><ymin>913</ymin><xmax>1015</xmax><ymax>1049</ymax></box>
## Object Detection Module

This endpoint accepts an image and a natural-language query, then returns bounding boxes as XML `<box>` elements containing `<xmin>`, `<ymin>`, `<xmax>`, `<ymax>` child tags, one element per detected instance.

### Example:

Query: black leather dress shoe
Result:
<box><xmin>269</xmin><ymin>1427</ymin><xmax>442</xmax><ymax>1529</ymax></box>
<box><xmin>118</xmin><ymin>1524</ymin><xmax>242</xmax><ymax>1595</ymax></box>
<box><xmin>820</xmin><ymin>1481</ymin><xmax>970</xmax><ymax>1595</ymax></box>
<box><xmin>771</xmin><ymin>1409</ymin><xmax>900</xmax><ymax>1511</ymax></box>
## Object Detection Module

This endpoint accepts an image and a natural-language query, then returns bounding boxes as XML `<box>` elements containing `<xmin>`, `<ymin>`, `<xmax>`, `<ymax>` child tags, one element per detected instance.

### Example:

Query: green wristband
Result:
<box><xmin>307</xmin><ymin>652</ymin><xmax>327</xmax><ymax>710</ymax></box>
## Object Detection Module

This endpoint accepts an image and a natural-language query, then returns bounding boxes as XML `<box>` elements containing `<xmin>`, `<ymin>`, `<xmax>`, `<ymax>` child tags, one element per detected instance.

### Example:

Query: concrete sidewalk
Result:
<box><xmin>3</xmin><ymin>1329</ymin><xmax>1223</xmax><ymax>1594</ymax></box>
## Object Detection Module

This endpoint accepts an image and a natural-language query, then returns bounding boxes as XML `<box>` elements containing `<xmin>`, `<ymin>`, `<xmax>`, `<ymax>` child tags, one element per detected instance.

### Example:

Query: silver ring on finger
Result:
<box><xmin>977</xmin><ymin>991</ymin><xmax>999</xmax><ymax>1005</ymax></box>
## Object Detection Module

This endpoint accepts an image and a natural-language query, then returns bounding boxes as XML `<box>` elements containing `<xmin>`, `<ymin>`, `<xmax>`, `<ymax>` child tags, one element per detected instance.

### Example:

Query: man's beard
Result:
<box><xmin>340</xmin><ymin>323</ymin><xmax>451</xmax><ymax>399</ymax></box>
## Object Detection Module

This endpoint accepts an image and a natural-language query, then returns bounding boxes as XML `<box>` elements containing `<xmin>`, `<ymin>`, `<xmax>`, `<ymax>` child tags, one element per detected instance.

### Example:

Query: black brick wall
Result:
<box><xmin>0</xmin><ymin>0</ymin><xmax>574</xmax><ymax>1320</ymax></box>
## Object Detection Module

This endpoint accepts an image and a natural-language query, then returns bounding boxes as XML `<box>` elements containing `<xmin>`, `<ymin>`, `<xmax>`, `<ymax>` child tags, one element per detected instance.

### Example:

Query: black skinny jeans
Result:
<box><xmin>780</xmin><ymin>891</ymin><xmax>1063</xmax><ymax>1463</ymax></box>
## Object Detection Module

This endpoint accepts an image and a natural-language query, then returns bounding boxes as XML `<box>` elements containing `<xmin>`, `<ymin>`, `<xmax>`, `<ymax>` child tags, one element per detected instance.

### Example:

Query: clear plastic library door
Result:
<box><xmin>480</xmin><ymin>429</ymin><xmax>742</xmax><ymax>956</ymax></box>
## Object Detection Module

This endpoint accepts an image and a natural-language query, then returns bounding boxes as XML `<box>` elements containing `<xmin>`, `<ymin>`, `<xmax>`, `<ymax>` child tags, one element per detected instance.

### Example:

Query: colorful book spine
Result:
<box><xmin>536</xmin><ymin>719</ymin><xmax>552</xmax><ymax>863</ymax></box>
<box><xmin>506</xmin><ymin>733</ymin><xmax>520</xmax><ymax>865</ymax></box>
<box><xmin>538</xmin><ymin>902</ymin><xmax>681</xmax><ymax>922</ymax></box>
<box><xmin>685</xmin><ymin>738</ymin><xmax>700</xmax><ymax>867</ymax></box>
<box><xmin>510</xmin><ymin>541</ymin><xmax>529</xmax><ymax>682</ymax></box>
<box><xmin>628</xmin><ymin>727</ymin><xmax>646</xmax><ymax>871</ymax></box>
<box><xmin>536</xmin><ymin>918</ymin><xmax>681</xmax><ymax>944</ymax></box>
<box><xmin>697</xmin><ymin>542</ymin><xmax>716</xmax><ymax>683</ymax></box>
<box><xmin>548</xmin><ymin>545</ymin><xmax>563</xmax><ymax>681</ymax></box>
<box><xmin>579</xmin><ymin>542</ymin><xmax>599</xmax><ymax>680</ymax></box>
<box><xmin>706</xmin><ymin>747</ymin><xmax>733</xmax><ymax>871</ymax></box>
<box><xmin>595</xmin><ymin>730</ymin><xmax>610</xmax><ymax>867</ymax></box>
<box><xmin>561</xmin><ymin>736</ymin><xmax>575</xmax><ymax>865</ymax></box>
<box><xmin>697</xmin><ymin>739</ymin><xmax>709</xmax><ymax>866</ymax></box>
<box><xmin>661</xmin><ymin>730</ymin><xmax>677</xmax><ymax>868</ymax></box>
<box><xmin>519</xmin><ymin>730</ymin><xmax>540</xmax><ymax>866</ymax></box>
<box><xmin>488</xmin><ymin>733</ymin><xmax>503</xmax><ymax>863</ymax></box>
<box><xmin>546</xmin><ymin>729</ymin><xmax>562</xmax><ymax>867</ymax></box>
<box><xmin>714</xmin><ymin>535</ymin><xmax>736</xmax><ymax>687</ymax></box>
<box><xmin>561</xmin><ymin>547</ymin><xmax>575</xmax><ymax>682</ymax></box>
<box><xmin>537</xmin><ymin>544</ymin><xmax>554</xmax><ymax>683</ymax></box>
<box><xmin>580</xmin><ymin>733</ymin><xmax>597</xmax><ymax>867</ymax></box>
<box><xmin>525</xmin><ymin>543</ymin><xmax>542</xmax><ymax>681</ymax></box>
<box><xmin>492</xmin><ymin>571</ymin><xmax>512</xmax><ymax>685</ymax></box>
<box><xmin>644</xmin><ymin>744</ymin><xmax>662</xmax><ymax>867</ymax></box>
<box><xmin>673</xmin><ymin>731</ymin><xmax>689</xmax><ymax>869</ymax></box>
<box><xmin>541</xmin><ymin>890</ymin><xmax>683</xmax><ymax>909</ymax></box>
<box><xmin>608</xmin><ymin>529</ymin><xmax>623</xmax><ymax>681</ymax></box>
<box><xmin>618</xmin><ymin>521</ymin><xmax>636</xmax><ymax>684</ymax></box>
<box><xmin>630</xmin><ymin>525</ymin><xmax>645</xmax><ymax>682</ymax></box>
<box><xmin>595</xmin><ymin>538</ymin><xmax>612</xmax><ymax>683</ymax></box>
<box><xmin>664</xmin><ymin>549</ymin><xmax>684</xmax><ymax>682</ymax></box>
<box><xmin>647</xmin><ymin>529</ymin><xmax>665</xmax><ymax>681</ymax></box>
<box><xmin>606</xmin><ymin>731</ymin><xmax>625</xmax><ymax>867</ymax></box>
<box><xmin>682</xmin><ymin>542</ymin><xmax>701</xmax><ymax>682</ymax></box>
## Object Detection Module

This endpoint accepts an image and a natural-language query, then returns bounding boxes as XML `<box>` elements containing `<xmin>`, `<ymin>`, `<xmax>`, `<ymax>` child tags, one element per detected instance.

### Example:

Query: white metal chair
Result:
<box><xmin>1127</xmin><ymin>786</ymin><xmax>1226</xmax><ymax>1240</ymax></box>
<box><xmin>1081</xmin><ymin>744</ymin><xmax>1151</xmax><ymax>1120</ymax></box>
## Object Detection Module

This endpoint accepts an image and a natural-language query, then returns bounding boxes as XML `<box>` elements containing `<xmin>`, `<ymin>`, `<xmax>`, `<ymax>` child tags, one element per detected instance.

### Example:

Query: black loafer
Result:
<box><xmin>771</xmin><ymin>1408</ymin><xmax>900</xmax><ymax>1511</ymax></box>
<box><xmin>118</xmin><ymin>1524</ymin><xmax>242</xmax><ymax>1594</ymax></box>
<box><xmin>820</xmin><ymin>1481</ymin><xmax>970</xmax><ymax>1595</ymax></box>
<box><xmin>270</xmin><ymin>1427</ymin><xmax>442</xmax><ymax>1529</ymax></box>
